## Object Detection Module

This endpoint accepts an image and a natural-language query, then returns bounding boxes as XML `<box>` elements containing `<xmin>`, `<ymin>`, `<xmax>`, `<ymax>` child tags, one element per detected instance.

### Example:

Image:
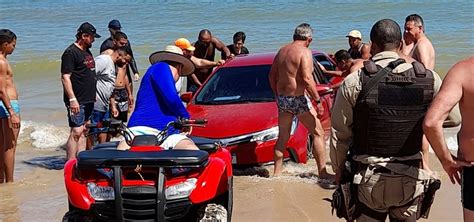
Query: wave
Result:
<box><xmin>18</xmin><ymin>120</ymin><xmax>69</xmax><ymax>150</ymax></box>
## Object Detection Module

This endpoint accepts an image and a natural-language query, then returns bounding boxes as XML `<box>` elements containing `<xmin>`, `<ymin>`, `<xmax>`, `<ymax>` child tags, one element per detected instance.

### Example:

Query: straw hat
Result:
<box><xmin>149</xmin><ymin>45</ymin><xmax>195</xmax><ymax>76</ymax></box>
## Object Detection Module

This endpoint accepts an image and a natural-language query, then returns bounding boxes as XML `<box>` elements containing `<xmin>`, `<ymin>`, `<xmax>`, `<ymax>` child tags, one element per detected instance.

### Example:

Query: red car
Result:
<box><xmin>182</xmin><ymin>51</ymin><xmax>341</xmax><ymax>166</ymax></box>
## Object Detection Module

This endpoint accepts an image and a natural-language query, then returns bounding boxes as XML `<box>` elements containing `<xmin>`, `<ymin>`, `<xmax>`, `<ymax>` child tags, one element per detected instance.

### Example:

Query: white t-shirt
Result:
<box><xmin>94</xmin><ymin>54</ymin><xmax>116</xmax><ymax>112</ymax></box>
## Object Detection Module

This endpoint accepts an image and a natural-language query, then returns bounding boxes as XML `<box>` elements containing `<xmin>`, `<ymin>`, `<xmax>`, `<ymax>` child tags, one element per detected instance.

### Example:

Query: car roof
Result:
<box><xmin>221</xmin><ymin>49</ymin><xmax>327</xmax><ymax>68</ymax></box>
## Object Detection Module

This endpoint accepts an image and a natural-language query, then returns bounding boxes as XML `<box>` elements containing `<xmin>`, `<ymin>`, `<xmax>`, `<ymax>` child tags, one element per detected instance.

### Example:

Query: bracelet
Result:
<box><xmin>316</xmin><ymin>99</ymin><xmax>321</xmax><ymax>104</ymax></box>
<box><xmin>69</xmin><ymin>98</ymin><xmax>77</xmax><ymax>102</ymax></box>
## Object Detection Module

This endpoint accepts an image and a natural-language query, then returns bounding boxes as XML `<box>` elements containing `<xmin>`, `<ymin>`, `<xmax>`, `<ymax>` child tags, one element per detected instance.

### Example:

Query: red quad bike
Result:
<box><xmin>63</xmin><ymin>119</ymin><xmax>233</xmax><ymax>222</ymax></box>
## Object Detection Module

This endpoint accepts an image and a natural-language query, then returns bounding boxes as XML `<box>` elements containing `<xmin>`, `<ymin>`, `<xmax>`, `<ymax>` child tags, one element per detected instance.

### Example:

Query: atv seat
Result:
<box><xmin>93</xmin><ymin>141</ymin><xmax>120</xmax><ymax>150</ymax></box>
<box><xmin>189</xmin><ymin>136</ymin><xmax>218</xmax><ymax>152</ymax></box>
<box><xmin>77</xmin><ymin>149</ymin><xmax>209</xmax><ymax>168</ymax></box>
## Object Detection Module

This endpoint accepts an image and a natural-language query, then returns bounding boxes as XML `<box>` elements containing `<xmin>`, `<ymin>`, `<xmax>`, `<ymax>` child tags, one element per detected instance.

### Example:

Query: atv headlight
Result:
<box><xmin>165</xmin><ymin>178</ymin><xmax>197</xmax><ymax>200</ymax></box>
<box><xmin>87</xmin><ymin>182</ymin><xmax>115</xmax><ymax>201</ymax></box>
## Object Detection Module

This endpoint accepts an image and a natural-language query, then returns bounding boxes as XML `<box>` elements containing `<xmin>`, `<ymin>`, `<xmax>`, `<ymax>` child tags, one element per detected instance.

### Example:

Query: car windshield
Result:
<box><xmin>195</xmin><ymin>65</ymin><xmax>274</xmax><ymax>105</ymax></box>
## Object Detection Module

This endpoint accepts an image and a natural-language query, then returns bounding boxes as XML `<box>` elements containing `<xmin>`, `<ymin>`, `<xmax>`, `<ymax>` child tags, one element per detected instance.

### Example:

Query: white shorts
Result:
<box><xmin>128</xmin><ymin>126</ymin><xmax>190</xmax><ymax>150</ymax></box>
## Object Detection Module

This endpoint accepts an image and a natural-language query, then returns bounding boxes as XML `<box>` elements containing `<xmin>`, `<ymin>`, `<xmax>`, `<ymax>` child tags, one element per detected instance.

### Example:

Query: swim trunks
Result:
<box><xmin>0</xmin><ymin>100</ymin><xmax>20</xmax><ymax>118</ymax></box>
<box><xmin>462</xmin><ymin>166</ymin><xmax>474</xmax><ymax>211</ymax></box>
<box><xmin>66</xmin><ymin>103</ymin><xmax>94</xmax><ymax>128</ymax></box>
<box><xmin>276</xmin><ymin>95</ymin><xmax>312</xmax><ymax>115</ymax></box>
<box><xmin>113</xmin><ymin>88</ymin><xmax>129</xmax><ymax>122</ymax></box>
<box><xmin>128</xmin><ymin>126</ymin><xmax>190</xmax><ymax>150</ymax></box>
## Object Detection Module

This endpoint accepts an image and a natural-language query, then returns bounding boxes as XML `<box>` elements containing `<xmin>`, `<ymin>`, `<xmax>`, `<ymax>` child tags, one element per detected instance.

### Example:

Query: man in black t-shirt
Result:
<box><xmin>221</xmin><ymin>31</ymin><xmax>249</xmax><ymax>60</ymax></box>
<box><xmin>61</xmin><ymin>22</ymin><xmax>101</xmax><ymax>160</ymax></box>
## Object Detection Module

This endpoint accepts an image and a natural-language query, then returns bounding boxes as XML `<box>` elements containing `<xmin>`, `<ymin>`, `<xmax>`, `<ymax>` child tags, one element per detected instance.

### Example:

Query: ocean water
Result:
<box><xmin>0</xmin><ymin>0</ymin><xmax>472</xmax><ymax>150</ymax></box>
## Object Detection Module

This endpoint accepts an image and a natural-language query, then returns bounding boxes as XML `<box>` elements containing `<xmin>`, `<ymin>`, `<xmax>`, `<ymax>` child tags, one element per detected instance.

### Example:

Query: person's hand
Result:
<box><xmin>111</xmin><ymin>106</ymin><xmax>119</xmax><ymax>118</ymax></box>
<box><xmin>228</xmin><ymin>54</ymin><xmax>235</xmax><ymax>59</ymax></box>
<box><xmin>128</xmin><ymin>96</ymin><xmax>134</xmax><ymax>106</ymax></box>
<box><xmin>442</xmin><ymin>156</ymin><xmax>473</xmax><ymax>184</ymax></box>
<box><xmin>316</xmin><ymin>103</ymin><xmax>324</xmax><ymax>117</ymax></box>
<box><xmin>134</xmin><ymin>73</ymin><xmax>140</xmax><ymax>82</ymax></box>
<box><xmin>318</xmin><ymin>62</ymin><xmax>327</xmax><ymax>71</ymax></box>
<box><xmin>70</xmin><ymin>100</ymin><xmax>80</xmax><ymax>114</ymax></box>
<box><xmin>217</xmin><ymin>60</ymin><xmax>225</xmax><ymax>66</ymax></box>
<box><xmin>9</xmin><ymin>113</ymin><xmax>21</xmax><ymax>129</ymax></box>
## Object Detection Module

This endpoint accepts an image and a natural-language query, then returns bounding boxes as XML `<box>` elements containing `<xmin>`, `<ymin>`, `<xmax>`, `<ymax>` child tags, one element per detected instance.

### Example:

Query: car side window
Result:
<box><xmin>313</xmin><ymin>54</ymin><xmax>336</xmax><ymax>84</ymax></box>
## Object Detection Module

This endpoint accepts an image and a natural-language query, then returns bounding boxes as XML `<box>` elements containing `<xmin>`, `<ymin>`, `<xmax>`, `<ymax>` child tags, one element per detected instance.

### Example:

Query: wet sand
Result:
<box><xmin>0</xmin><ymin>143</ymin><xmax>463</xmax><ymax>222</ymax></box>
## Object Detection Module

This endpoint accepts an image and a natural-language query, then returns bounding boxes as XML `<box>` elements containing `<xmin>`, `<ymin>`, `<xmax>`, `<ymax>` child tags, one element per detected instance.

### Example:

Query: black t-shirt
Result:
<box><xmin>222</xmin><ymin>44</ymin><xmax>249</xmax><ymax>60</ymax></box>
<box><xmin>61</xmin><ymin>43</ymin><xmax>97</xmax><ymax>105</ymax></box>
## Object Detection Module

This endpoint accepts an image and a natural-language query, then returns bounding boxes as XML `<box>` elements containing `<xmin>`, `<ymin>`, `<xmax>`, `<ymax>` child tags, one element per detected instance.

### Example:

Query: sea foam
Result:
<box><xmin>19</xmin><ymin>120</ymin><xmax>69</xmax><ymax>149</ymax></box>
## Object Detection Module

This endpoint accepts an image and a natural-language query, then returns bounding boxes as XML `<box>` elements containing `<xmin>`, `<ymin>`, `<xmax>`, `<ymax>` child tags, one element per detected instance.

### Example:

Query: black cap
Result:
<box><xmin>108</xmin><ymin>19</ymin><xmax>122</xmax><ymax>29</ymax></box>
<box><xmin>77</xmin><ymin>22</ymin><xmax>101</xmax><ymax>38</ymax></box>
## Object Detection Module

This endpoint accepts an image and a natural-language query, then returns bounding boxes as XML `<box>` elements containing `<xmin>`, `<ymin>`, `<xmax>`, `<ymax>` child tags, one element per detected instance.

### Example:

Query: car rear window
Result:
<box><xmin>195</xmin><ymin>65</ymin><xmax>274</xmax><ymax>105</ymax></box>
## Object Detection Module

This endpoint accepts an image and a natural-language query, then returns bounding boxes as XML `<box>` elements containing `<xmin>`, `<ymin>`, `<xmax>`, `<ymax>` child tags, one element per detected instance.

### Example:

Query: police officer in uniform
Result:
<box><xmin>329</xmin><ymin>19</ymin><xmax>460</xmax><ymax>221</ymax></box>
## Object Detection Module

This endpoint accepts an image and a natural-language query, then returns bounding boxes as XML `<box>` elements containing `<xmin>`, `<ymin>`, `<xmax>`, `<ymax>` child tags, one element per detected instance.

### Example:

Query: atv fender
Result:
<box><xmin>189</xmin><ymin>157</ymin><xmax>229</xmax><ymax>204</ymax></box>
<box><xmin>64</xmin><ymin>159</ymin><xmax>95</xmax><ymax>210</ymax></box>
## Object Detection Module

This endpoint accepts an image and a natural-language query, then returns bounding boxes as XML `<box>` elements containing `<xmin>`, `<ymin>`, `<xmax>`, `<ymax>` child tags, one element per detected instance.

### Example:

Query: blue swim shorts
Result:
<box><xmin>66</xmin><ymin>103</ymin><xmax>94</xmax><ymax>128</ymax></box>
<box><xmin>0</xmin><ymin>100</ymin><xmax>20</xmax><ymax>118</ymax></box>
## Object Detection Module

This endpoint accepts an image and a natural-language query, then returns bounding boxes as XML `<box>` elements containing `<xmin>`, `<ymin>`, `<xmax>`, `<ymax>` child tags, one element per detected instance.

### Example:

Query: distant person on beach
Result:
<box><xmin>90</xmin><ymin>47</ymin><xmax>131</xmax><ymax>144</ymax></box>
<box><xmin>189</xmin><ymin>29</ymin><xmax>231</xmax><ymax>92</ymax></box>
<box><xmin>424</xmin><ymin>56</ymin><xmax>474</xmax><ymax>222</ymax></box>
<box><xmin>118</xmin><ymin>46</ymin><xmax>199</xmax><ymax>151</ymax></box>
<box><xmin>61</xmin><ymin>22</ymin><xmax>101</xmax><ymax>159</ymax></box>
<box><xmin>100</xmin><ymin>19</ymin><xmax>140</xmax><ymax>82</ymax></box>
<box><xmin>330</xmin><ymin>19</ymin><xmax>459</xmax><ymax>221</ymax></box>
<box><xmin>221</xmin><ymin>31</ymin><xmax>249</xmax><ymax>60</ymax></box>
<box><xmin>346</xmin><ymin>29</ymin><xmax>371</xmax><ymax>60</ymax></box>
<box><xmin>0</xmin><ymin>29</ymin><xmax>19</xmax><ymax>183</ymax></box>
<box><xmin>319</xmin><ymin>49</ymin><xmax>365</xmax><ymax>89</ymax></box>
<box><xmin>404</xmin><ymin>14</ymin><xmax>436</xmax><ymax>70</ymax></box>
<box><xmin>175</xmin><ymin>37</ymin><xmax>225</xmax><ymax>93</ymax></box>
<box><xmin>269</xmin><ymin>23</ymin><xmax>334</xmax><ymax>184</ymax></box>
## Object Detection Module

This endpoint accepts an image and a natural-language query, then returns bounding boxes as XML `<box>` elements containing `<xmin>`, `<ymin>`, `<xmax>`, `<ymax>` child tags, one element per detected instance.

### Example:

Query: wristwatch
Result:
<box><xmin>316</xmin><ymin>99</ymin><xmax>322</xmax><ymax>104</ymax></box>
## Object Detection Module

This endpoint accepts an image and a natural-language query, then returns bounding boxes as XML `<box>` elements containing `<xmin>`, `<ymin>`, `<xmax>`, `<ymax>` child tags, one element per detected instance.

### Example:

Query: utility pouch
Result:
<box><xmin>327</xmin><ymin>168</ymin><xmax>360</xmax><ymax>221</ymax></box>
<box><xmin>418</xmin><ymin>179</ymin><xmax>441</xmax><ymax>219</ymax></box>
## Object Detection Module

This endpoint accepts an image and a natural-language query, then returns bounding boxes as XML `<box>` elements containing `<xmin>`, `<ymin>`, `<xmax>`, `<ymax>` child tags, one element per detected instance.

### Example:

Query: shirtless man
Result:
<box><xmin>404</xmin><ymin>14</ymin><xmax>436</xmax><ymax>70</ymax></box>
<box><xmin>424</xmin><ymin>57</ymin><xmax>474</xmax><ymax>221</ymax></box>
<box><xmin>175</xmin><ymin>37</ymin><xmax>225</xmax><ymax>92</ymax></box>
<box><xmin>110</xmin><ymin>50</ymin><xmax>133</xmax><ymax>123</ymax></box>
<box><xmin>0</xmin><ymin>29</ymin><xmax>19</xmax><ymax>183</ymax></box>
<box><xmin>346</xmin><ymin>30</ymin><xmax>371</xmax><ymax>60</ymax></box>
<box><xmin>102</xmin><ymin>32</ymin><xmax>134</xmax><ymax>123</ymax></box>
<box><xmin>269</xmin><ymin>23</ymin><xmax>333</xmax><ymax>182</ymax></box>
<box><xmin>320</xmin><ymin>49</ymin><xmax>365</xmax><ymax>89</ymax></box>
<box><xmin>189</xmin><ymin>30</ymin><xmax>231</xmax><ymax>92</ymax></box>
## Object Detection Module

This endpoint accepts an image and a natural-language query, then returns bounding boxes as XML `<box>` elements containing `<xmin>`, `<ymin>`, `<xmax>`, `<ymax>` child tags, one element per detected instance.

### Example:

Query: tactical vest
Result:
<box><xmin>352</xmin><ymin>59</ymin><xmax>434</xmax><ymax>157</ymax></box>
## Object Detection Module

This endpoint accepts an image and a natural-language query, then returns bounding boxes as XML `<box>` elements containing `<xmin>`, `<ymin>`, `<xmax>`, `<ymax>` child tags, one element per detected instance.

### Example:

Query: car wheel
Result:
<box><xmin>306</xmin><ymin>134</ymin><xmax>313</xmax><ymax>160</ymax></box>
<box><xmin>199</xmin><ymin>203</ymin><xmax>228</xmax><ymax>222</ymax></box>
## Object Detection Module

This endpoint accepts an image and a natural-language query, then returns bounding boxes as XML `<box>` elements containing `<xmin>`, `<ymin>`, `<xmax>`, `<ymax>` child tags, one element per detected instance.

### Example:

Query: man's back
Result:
<box><xmin>274</xmin><ymin>43</ymin><xmax>310</xmax><ymax>96</ymax></box>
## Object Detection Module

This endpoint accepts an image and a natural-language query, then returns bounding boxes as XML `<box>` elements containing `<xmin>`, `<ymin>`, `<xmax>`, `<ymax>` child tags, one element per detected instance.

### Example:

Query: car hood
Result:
<box><xmin>187</xmin><ymin>102</ymin><xmax>278</xmax><ymax>139</ymax></box>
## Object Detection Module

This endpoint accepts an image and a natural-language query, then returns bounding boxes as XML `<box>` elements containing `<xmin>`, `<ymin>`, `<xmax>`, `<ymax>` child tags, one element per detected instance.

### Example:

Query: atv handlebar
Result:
<box><xmin>87</xmin><ymin>118</ymin><xmax>207</xmax><ymax>146</ymax></box>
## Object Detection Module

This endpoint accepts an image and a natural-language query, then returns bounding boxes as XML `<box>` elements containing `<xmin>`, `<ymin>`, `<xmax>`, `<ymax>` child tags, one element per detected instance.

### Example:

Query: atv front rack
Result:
<box><xmin>76</xmin><ymin>149</ymin><xmax>210</xmax><ymax>221</ymax></box>
<box><xmin>77</xmin><ymin>149</ymin><xmax>209</xmax><ymax>168</ymax></box>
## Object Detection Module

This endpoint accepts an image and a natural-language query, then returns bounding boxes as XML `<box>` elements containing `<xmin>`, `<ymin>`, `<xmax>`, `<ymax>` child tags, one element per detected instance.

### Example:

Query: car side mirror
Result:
<box><xmin>180</xmin><ymin>92</ymin><xmax>193</xmax><ymax>103</ymax></box>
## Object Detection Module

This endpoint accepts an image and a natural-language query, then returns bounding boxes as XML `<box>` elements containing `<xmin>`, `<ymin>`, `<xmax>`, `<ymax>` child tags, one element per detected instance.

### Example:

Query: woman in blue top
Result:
<box><xmin>119</xmin><ymin>45</ymin><xmax>197</xmax><ymax>150</ymax></box>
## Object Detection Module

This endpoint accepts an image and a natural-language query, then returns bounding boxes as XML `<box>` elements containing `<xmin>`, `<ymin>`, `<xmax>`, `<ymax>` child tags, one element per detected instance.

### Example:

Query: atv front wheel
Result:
<box><xmin>199</xmin><ymin>203</ymin><xmax>228</xmax><ymax>222</ymax></box>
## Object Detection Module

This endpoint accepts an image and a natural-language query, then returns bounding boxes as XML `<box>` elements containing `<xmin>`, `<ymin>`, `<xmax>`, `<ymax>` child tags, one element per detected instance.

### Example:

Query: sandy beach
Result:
<box><xmin>0</xmin><ymin>143</ymin><xmax>463</xmax><ymax>222</ymax></box>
